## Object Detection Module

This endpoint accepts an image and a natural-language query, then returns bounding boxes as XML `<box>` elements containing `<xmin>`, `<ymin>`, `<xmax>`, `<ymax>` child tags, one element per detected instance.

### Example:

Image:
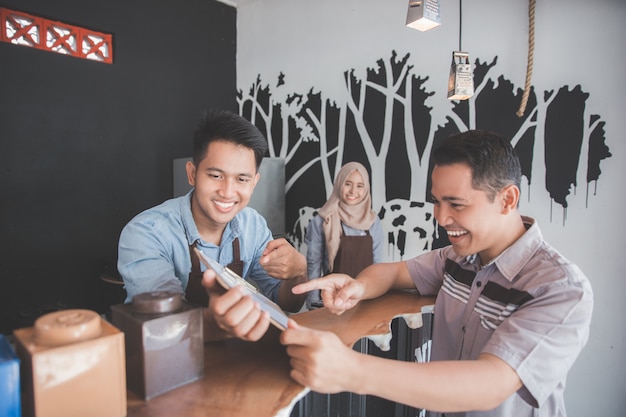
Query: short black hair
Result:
<box><xmin>192</xmin><ymin>109</ymin><xmax>268</xmax><ymax>170</ymax></box>
<box><xmin>432</xmin><ymin>130</ymin><xmax>522</xmax><ymax>201</ymax></box>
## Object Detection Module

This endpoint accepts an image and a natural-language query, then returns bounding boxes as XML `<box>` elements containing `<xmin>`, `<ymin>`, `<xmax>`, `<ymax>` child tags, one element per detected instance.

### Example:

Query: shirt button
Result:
<box><xmin>476</xmin><ymin>281</ymin><xmax>482</xmax><ymax>287</ymax></box>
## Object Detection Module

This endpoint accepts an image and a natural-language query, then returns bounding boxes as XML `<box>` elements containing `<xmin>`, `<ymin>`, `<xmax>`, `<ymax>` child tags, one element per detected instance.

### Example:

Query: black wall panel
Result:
<box><xmin>0</xmin><ymin>0</ymin><xmax>237</xmax><ymax>332</ymax></box>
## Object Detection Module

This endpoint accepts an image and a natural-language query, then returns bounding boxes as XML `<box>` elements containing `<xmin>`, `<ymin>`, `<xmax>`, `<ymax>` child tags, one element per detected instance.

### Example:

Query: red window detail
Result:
<box><xmin>1</xmin><ymin>8</ymin><xmax>43</xmax><ymax>48</ymax></box>
<box><xmin>81</xmin><ymin>31</ymin><xmax>112</xmax><ymax>63</ymax></box>
<box><xmin>1</xmin><ymin>7</ymin><xmax>113</xmax><ymax>64</ymax></box>
<box><xmin>45</xmin><ymin>20</ymin><xmax>79</xmax><ymax>56</ymax></box>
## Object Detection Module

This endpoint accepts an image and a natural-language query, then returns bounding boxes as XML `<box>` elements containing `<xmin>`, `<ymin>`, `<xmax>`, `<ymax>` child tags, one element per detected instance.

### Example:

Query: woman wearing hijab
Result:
<box><xmin>304</xmin><ymin>162</ymin><xmax>384</xmax><ymax>309</ymax></box>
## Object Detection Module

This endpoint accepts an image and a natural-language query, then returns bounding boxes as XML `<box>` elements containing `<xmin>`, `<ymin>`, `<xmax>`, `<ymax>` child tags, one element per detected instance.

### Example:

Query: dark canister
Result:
<box><xmin>110</xmin><ymin>291</ymin><xmax>204</xmax><ymax>400</ymax></box>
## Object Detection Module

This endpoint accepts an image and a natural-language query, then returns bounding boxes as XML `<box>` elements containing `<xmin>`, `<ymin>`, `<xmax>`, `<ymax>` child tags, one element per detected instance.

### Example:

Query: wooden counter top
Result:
<box><xmin>127</xmin><ymin>291</ymin><xmax>435</xmax><ymax>417</ymax></box>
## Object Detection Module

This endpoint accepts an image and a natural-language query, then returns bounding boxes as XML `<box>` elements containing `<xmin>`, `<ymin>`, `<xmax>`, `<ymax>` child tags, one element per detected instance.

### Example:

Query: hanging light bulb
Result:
<box><xmin>406</xmin><ymin>0</ymin><xmax>441</xmax><ymax>32</ymax></box>
<box><xmin>447</xmin><ymin>51</ymin><xmax>474</xmax><ymax>100</ymax></box>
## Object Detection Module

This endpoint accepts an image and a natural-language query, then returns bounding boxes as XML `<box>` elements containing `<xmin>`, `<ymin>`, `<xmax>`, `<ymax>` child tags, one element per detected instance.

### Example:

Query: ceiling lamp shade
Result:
<box><xmin>447</xmin><ymin>51</ymin><xmax>474</xmax><ymax>100</ymax></box>
<box><xmin>406</xmin><ymin>0</ymin><xmax>441</xmax><ymax>32</ymax></box>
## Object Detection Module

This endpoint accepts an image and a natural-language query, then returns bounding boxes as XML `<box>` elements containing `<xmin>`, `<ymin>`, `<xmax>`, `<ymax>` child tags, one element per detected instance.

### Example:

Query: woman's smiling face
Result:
<box><xmin>341</xmin><ymin>170</ymin><xmax>366</xmax><ymax>206</ymax></box>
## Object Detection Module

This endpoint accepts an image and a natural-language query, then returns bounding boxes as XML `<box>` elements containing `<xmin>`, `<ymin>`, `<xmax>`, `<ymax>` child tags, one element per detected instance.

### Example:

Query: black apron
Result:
<box><xmin>185</xmin><ymin>238</ymin><xmax>244</xmax><ymax>306</ymax></box>
<box><xmin>332</xmin><ymin>229</ymin><xmax>374</xmax><ymax>277</ymax></box>
<box><xmin>310</xmin><ymin>229</ymin><xmax>374</xmax><ymax>309</ymax></box>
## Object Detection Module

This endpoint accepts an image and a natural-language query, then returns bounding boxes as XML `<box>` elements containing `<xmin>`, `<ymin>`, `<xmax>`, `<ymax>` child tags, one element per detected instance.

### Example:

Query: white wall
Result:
<box><xmin>235</xmin><ymin>0</ymin><xmax>626</xmax><ymax>415</ymax></box>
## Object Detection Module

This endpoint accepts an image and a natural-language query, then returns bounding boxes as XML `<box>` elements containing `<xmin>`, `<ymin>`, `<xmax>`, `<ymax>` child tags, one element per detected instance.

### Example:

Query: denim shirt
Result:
<box><xmin>118</xmin><ymin>190</ymin><xmax>280</xmax><ymax>303</ymax></box>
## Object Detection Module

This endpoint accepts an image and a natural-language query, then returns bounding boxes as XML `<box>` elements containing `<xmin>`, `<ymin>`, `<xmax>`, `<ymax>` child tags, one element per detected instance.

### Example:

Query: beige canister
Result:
<box><xmin>13</xmin><ymin>309</ymin><xmax>126</xmax><ymax>417</ymax></box>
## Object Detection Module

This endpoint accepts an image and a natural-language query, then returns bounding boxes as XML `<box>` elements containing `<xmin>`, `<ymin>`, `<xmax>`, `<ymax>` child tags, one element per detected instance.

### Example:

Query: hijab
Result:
<box><xmin>317</xmin><ymin>162</ymin><xmax>378</xmax><ymax>272</ymax></box>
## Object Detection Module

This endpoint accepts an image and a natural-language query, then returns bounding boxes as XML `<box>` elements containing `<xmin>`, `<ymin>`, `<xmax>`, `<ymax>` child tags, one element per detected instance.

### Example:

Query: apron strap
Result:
<box><xmin>185</xmin><ymin>238</ymin><xmax>243</xmax><ymax>306</ymax></box>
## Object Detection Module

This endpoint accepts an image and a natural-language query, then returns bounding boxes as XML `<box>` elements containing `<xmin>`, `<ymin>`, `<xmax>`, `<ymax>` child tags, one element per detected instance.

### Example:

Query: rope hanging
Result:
<box><xmin>516</xmin><ymin>0</ymin><xmax>536</xmax><ymax>117</ymax></box>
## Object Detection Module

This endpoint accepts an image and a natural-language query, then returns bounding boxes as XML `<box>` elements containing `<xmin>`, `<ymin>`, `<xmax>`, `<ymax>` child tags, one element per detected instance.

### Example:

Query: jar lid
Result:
<box><xmin>131</xmin><ymin>291</ymin><xmax>182</xmax><ymax>314</ymax></box>
<box><xmin>34</xmin><ymin>309</ymin><xmax>102</xmax><ymax>347</ymax></box>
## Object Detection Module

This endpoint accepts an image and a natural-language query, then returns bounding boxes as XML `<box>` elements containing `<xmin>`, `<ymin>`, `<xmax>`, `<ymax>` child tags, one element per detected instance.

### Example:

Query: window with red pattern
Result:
<box><xmin>1</xmin><ymin>7</ymin><xmax>113</xmax><ymax>64</ymax></box>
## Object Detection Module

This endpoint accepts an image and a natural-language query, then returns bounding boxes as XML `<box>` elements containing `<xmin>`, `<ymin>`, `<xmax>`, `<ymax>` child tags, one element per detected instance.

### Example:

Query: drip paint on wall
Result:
<box><xmin>238</xmin><ymin>51</ymin><xmax>611</xmax><ymax>260</ymax></box>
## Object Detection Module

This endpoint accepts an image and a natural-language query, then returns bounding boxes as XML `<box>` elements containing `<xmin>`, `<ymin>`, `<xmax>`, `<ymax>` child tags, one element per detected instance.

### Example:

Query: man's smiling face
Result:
<box><xmin>431</xmin><ymin>163</ymin><xmax>510</xmax><ymax>265</ymax></box>
<box><xmin>187</xmin><ymin>140</ymin><xmax>259</xmax><ymax>234</ymax></box>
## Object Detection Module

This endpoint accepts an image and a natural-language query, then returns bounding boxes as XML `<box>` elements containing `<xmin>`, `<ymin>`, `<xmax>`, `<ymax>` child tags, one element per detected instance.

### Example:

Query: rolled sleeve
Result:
<box><xmin>117</xmin><ymin>214</ymin><xmax>187</xmax><ymax>302</ymax></box>
<box><xmin>305</xmin><ymin>216</ymin><xmax>325</xmax><ymax>280</ymax></box>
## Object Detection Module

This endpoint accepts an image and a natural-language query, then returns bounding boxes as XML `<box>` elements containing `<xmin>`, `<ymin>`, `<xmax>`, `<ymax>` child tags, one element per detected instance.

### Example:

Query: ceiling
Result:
<box><xmin>216</xmin><ymin>0</ymin><xmax>261</xmax><ymax>8</ymax></box>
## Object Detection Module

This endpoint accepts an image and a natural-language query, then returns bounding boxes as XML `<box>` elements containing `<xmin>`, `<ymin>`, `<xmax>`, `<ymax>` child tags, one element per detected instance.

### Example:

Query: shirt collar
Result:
<box><xmin>491</xmin><ymin>216</ymin><xmax>543</xmax><ymax>281</ymax></box>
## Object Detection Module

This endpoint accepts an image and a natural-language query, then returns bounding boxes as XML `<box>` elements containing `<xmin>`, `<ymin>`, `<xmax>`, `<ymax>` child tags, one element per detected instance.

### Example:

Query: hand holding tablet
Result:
<box><xmin>193</xmin><ymin>247</ymin><xmax>290</xmax><ymax>331</ymax></box>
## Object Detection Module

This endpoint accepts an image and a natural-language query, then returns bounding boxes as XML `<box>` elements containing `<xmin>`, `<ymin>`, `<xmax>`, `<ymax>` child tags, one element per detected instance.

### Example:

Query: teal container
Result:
<box><xmin>0</xmin><ymin>334</ymin><xmax>21</xmax><ymax>417</ymax></box>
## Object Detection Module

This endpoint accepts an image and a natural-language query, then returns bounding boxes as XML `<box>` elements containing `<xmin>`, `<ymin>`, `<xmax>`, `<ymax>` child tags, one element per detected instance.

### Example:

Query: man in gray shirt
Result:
<box><xmin>281</xmin><ymin>130</ymin><xmax>593</xmax><ymax>416</ymax></box>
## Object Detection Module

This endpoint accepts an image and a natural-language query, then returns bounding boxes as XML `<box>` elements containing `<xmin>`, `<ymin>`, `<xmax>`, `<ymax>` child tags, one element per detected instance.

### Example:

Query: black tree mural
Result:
<box><xmin>237</xmin><ymin>50</ymin><xmax>611</xmax><ymax>260</ymax></box>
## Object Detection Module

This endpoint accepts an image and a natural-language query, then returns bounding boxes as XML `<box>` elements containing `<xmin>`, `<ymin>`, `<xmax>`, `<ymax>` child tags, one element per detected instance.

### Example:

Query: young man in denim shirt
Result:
<box><xmin>119</xmin><ymin>109</ymin><xmax>306</xmax><ymax>341</ymax></box>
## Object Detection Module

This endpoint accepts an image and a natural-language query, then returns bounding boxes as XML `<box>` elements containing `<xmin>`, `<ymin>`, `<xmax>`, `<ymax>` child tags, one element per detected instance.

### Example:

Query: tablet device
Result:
<box><xmin>193</xmin><ymin>247</ymin><xmax>289</xmax><ymax>331</ymax></box>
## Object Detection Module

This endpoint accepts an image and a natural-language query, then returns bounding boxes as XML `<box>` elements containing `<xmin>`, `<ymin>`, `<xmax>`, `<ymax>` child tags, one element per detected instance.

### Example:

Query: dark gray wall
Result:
<box><xmin>0</xmin><ymin>0</ymin><xmax>237</xmax><ymax>333</ymax></box>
